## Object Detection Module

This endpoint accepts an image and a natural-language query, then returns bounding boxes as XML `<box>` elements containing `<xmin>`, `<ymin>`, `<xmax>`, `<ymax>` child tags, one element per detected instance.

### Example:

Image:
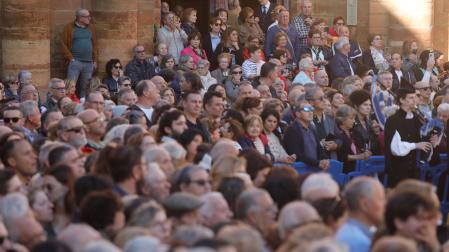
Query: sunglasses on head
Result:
<box><xmin>4</xmin><ymin>117</ymin><xmax>20</xmax><ymax>123</ymax></box>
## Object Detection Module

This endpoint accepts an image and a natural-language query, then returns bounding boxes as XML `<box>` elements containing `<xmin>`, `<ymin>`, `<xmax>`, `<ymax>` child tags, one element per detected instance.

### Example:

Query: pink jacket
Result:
<box><xmin>180</xmin><ymin>46</ymin><xmax>208</xmax><ymax>66</ymax></box>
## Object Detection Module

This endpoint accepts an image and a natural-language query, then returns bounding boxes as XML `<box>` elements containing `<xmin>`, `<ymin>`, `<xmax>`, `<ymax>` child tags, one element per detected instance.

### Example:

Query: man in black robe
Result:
<box><xmin>384</xmin><ymin>88</ymin><xmax>435</xmax><ymax>188</ymax></box>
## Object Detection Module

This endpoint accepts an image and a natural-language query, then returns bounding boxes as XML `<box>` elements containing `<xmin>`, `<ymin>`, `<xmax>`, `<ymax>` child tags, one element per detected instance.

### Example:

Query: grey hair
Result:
<box><xmin>437</xmin><ymin>103</ymin><xmax>449</xmax><ymax>114</ymax></box>
<box><xmin>18</xmin><ymin>70</ymin><xmax>32</xmax><ymax>83</ymax></box>
<box><xmin>83</xmin><ymin>240</ymin><xmax>121</xmax><ymax>252</ymax></box>
<box><xmin>124</xmin><ymin>236</ymin><xmax>164</xmax><ymax>252</ymax></box>
<box><xmin>342</xmin><ymin>176</ymin><xmax>380</xmax><ymax>212</ymax></box>
<box><xmin>301</xmin><ymin>173</ymin><xmax>339</xmax><ymax>201</ymax></box>
<box><xmin>19</xmin><ymin>100</ymin><xmax>39</xmax><ymax>118</ymax></box>
<box><xmin>144</xmin><ymin>146</ymin><xmax>170</xmax><ymax>163</ymax></box>
<box><xmin>103</xmin><ymin>124</ymin><xmax>131</xmax><ymax>145</ymax></box>
<box><xmin>0</xmin><ymin>192</ymin><xmax>29</xmax><ymax>220</ymax></box>
<box><xmin>57</xmin><ymin>116</ymin><xmax>79</xmax><ymax>131</ymax></box>
<box><xmin>143</xmin><ymin>162</ymin><xmax>164</xmax><ymax>184</ymax></box>
<box><xmin>48</xmin><ymin>78</ymin><xmax>64</xmax><ymax>89</ymax></box>
<box><xmin>293</xmin><ymin>94</ymin><xmax>307</xmax><ymax>111</ymax></box>
<box><xmin>197</xmin><ymin>59</ymin><xmax>210</xmax><ymax>68</ymax></box>
<box><xmin>161</xmin><ymin>141</ymin><xmax>187</xmax><ymax>160</ymax></box>
<box><xmin>378</xmin><ymin>70</ymin><xmax>392</xmax><ymax>78</ymax></box>
<box><xmin>278</xmin><ymin>201</ymin><xmax>320</xmax><ymax>239</ymax></box>
<box><xmin>335</xmin><ymin>104</ymin><xmax>356</xmax><ymax>126</ymax></box>
<box><xmin>172</xmin><ymin>225</ymin><xmax>214</xmax><ymax>247</ymax></box>
<box><xmin>128</xmin><ymin>200</ymin><xmax>164</xmax><ymax>227</ymax></box>
<box><xmin>199</xmin><ymin>192</ymin><xmax>226</xmax><ymax>218</ymax></box>
<box><xmin>341</xmin><ymin>84</ymin><xmax>355</xmax><ymax>97</ymax></box>
<box><xmin>75</xmin><ymin>8</ymin><xmax>88</xmax><ymax>18</ymax></box>
<box><xmin>236</xmin><ymin>188</ymin><xmax>269</xmax><ymax>220</ymax></box>
<box><xmin>342</xmin><ymin>75</ymin><xmax>362</xmax><ymax>86</ymax></box>
<box><xmin>335</xmin><ymin>37</ymin><xmax>349</xmax><ymax>50</ymax></box>
<box><xmin>298</xmin><ymin>57</ymin><xmax>313</xmax><ymax>71</ymax></box>
<box><xmin>305</xmin><ymin>87</ymin><xmax>321</xmax><ymax>101</ymax></box>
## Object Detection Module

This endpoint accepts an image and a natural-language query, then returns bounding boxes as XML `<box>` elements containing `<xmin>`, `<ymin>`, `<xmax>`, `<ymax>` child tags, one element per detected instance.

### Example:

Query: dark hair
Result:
<box><xmin>127</xmin><ymin>110</ymin><xmax>146</xmax><ymax>126</ymax></box>
<box><xmin>30</xmin><ymin>240</ymin><xmax>72</xmax><ymax>252</ymax></box>
<box><xmin>397</xmin><ymin>88</ymin><xmax>416</xmax><ymax>103</ymax></box>
<box><xmin>45</xmin><ymin>164</ymin><xmax>76</xmax><ymax>215</ymax></box>
<box><xmin>123</xmin><ymin>124</ymin><xmax>146</xmax><ymax>143</ymax></box>
<box><xmin>217</xmin><ymin>176</ymin><xmax>246</xmax><ymax>215</ymax></box>
<box><xmin>171</xmin><ymin>165</ymin><xmax>204</xmax><ymax>193</ymax></box>
<box><xmin>105</xmin><ymin>59</ymin><xmax>121</xmax><ymax>77</ymax></box>
<box><xmin>48</xmin><ymin>145</ymin><xmax>74</xmax><ymax>168</ymax></box>
<box><xmin>188</xmin><ymin>31</ymin><xmax>203</xmax><ymax>47</ymax></box>
<box><xmin>203</xmin><ymin>91</ymin><xmax>223</xmax><ymax>107</ymax></box>
<box><xmin>0</xmin><ymin>138</ymin><xmax>27</xmax><ymax>167</ymax></box>
<box><xmin>214</xmin><ymin>8</ymin><xmax>228</xmax><ymax>19</ymax></box>
<box><xmin>94</xmin><ymin>145</ymin><xmax>142</xmax><ymax>183</ymax></box>
<box><xmin>80</xmin><ymin>190</ymin><xmax>123</xmax><ymax>231</ymax></box>
<box><xmin>193</xmin><ymin>238</ymin><xmax>232</xmax><ymax>249</ymax></box>
<box><xmin>349</xmin><ymin>89</ymin><xmax>371</xmax><ymax>108</ymax></box>
<box><xmin>160</xmin><ymin>55</ymin><xmax>176</xmax><ymax>70</ymax></box>
<box><xmin>74</xmin><ymin>175</ymin><xmax>113</xmax><ymax>207</ymax></box>
<box><xmin>310</xmin><ymin>197</ymin><xmax>346</xmax><ymax>227</ymax></box>
<box><xmin>262</xmin><ymin>166</ymin><xmax>299</xmax><ymax>209</ymax></box>
<box><xmin>248</xmin><ymin>45</ymin><xmax>260</xmax><ymax>54</ymax></box>
<box><xmin>222</xmin><ymin>109</ymin><xmax>244</xmax><ymax>125</ymax></box>
<box><xmin>151</xmin><ymin>103</ymin><xmax>173</xmax><ymax>125</ymax></box>
<box><xmin>222</xmin><ymin>118</ymin><xmax>244</xmax><ymax>141</ymax></box>
<box><xmin>105</xmin><ymin>117</ymin><xmax>129</xmax><ymax>134</ymax></box>
<box><xmin>367</xmin><ymin>33</ymin><xmax>382</xmax><ymax>45</ymax></box>
<box><xmin>260</xmin><ymin>62</ymin><xmax>277</xmax><ymax>78</ymax></box>
<box><xmin>235</xmin><ymin>96</ymin><xmax>261</xmax><ymax>114</ymax></box>
<box><xmin>239</xmin><ymin>149</ymin><xmax>272</xmax><ymax>180</ymax></box>
<box><xmin>273</xmin><ymin>48</ymin><xmax>288</xmax><ymax>60</ymax></box>
<box><xmin>207</xmin><ymin>84</ymin><xmax>223</xmax><ymax>93</ymax></box>
<box><xmin>157</xmin><ymin>109</ymin><xmax>185</xmax><ymax>142</ymax></box>
<box><xmin>178</xmin><ymin>128</ymin><xmax>204</xmax><ymax>150</ymax></box>
<box><xmin>0</xmin><ymin>169</ymin><xmax>16</xmax><ymax>196</ymax></box>
<box><xmin>261</xmin><ymin>108</ymin><xmax>281</xmax><ymax>139</ymax></box>
<box><xmin>385</xmin><ymin>191</ymin><xmax>437</xmax><ymax>234</ymax></box>
<box><xmin>135</xmin><ymin>80</ymin><xmax>150</xmax><ymax>97</ymax></box>
<box><xmin>183</xmin><ymin>72</ymin><xmax>203</xmax><ymax>92</ymax></box>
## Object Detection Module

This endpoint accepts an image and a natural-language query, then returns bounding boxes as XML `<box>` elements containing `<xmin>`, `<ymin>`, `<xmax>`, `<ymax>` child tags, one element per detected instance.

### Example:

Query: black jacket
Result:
<box><xmin>203</xmin><ymin>32</ymin><xmax>220</xmax><ymax>70</ymax></box>
<box><xmin>124</xmin><ymin>58</ymin><xmax>156</xmax><ymax>87</ymax></box>
<box><xmin>254</xmin><ymin>2</ymin><xmax>275</xmax><ymax>34</ymax></box>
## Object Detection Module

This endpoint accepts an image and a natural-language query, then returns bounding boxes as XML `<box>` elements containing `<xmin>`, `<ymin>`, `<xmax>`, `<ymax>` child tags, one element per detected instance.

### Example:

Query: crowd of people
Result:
<box><xmin>0</xmin><ymin>0</ymin><xmax>449</xmax><ymax>251</ymax></box>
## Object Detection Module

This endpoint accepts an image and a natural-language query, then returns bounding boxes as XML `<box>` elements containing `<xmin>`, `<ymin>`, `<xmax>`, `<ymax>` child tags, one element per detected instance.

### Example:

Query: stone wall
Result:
<box><xmin>1</xmin><ymin>0</ymin><xmax>448</xmax><ymax>91</ymax></box>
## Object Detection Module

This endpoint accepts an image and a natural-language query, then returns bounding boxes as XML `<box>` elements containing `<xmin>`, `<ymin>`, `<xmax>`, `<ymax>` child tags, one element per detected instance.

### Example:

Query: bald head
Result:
<box><xmin>150</xmin><ymin>76</ymin><xmax>168</xmax><ymax>91</ymax></box>
<box><xmin>210</xmin><ymin>139</ymin><xmax>239</xmax><ymax>161</ymax></box>
<box><xmin>278</xmin><ymin>201</ymin><xmax>320</xmax><ymax>239</ymax></box>
<box><xmin>77</xmin><ymin>109</ymin><xmax>99</xmax><ymax>124</ymax></box>
<box><xmin>0</xmin><ymin>126</ymin><xmax>12</xmax><ymax>139</ymax></box>
<box><xmin>371</xmin><ymin>236</ymin><xmax>418</xmax><ymax>252</ymax></box>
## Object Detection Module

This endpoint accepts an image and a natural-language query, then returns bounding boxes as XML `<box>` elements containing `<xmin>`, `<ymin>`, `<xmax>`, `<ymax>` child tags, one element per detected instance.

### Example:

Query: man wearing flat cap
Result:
<box><xmin>163</xmin><ymin>192</ymin><xmax>203</xmax><ymax>226</ymax></box>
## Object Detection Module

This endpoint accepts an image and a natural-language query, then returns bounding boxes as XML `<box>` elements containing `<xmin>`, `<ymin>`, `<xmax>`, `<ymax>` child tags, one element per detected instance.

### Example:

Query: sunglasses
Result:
<box><xmin>190</xmin><ymin>179</ymin><xmax>212</xmax><ymax>186</ymax></box>
<box><xmin>232</xmin><ymin>71</ymin><xmax>242</xmax><ymax>74</ymax></box>
<box><xmin>121</xmin><ymin>83</ymin><xmax>131</xmax><ymax>87</ymax></box>
<box><xmin>113</xmin><ymin>65</ymin><xmax>123</xmax><ymax>69</ymax></box>
<box><xmin>300</xmin><ymin>106</ymin><xmax>315</xmax><ymax>112</ymax></box>
<box><xmin>65</xmin><ymin>126</ymin><xmax>85</xmax><ymax>133</ymax></box>
<box><xmin>4</xmin><ymin>117</ymin><xmax>21</xmax><ymax>123</ymax></box>
<box><xmin>214</xmin><ymin>23</ymin><xmax>222</xmax><ymax>26</ymax></box>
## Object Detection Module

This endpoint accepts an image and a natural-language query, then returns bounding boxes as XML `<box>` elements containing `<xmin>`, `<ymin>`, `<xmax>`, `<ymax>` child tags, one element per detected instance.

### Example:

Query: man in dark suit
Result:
<box><xmin>203</xmin><ymin>17</ymin><xmax>222</xmax><ymax>70</ymax></box>
<box><xmin>330</xmin><ymin>37</ymin><xmax>357</xmax><ymax>81</ymax></box>
<box><xmin>389</xmin><ymin>52</ymin><xmax>416</xmax><ymax>92</ymax></box>
<box><xmin>284</xmin><ymin>94</ymin><xmax>330</xmax><ymax>170</ymax></box>
<box><xmin>254</xmin><ymin>0</ymin><xmax>275</xmax><ymax>34</ymax></box>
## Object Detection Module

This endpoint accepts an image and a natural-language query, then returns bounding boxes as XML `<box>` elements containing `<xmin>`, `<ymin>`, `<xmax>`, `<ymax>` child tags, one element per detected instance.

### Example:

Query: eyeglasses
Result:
<box><xmin>52</xmin><ymin>87</ymin><xmax>66</xmax><ymax>92</ymax></box>
<box><xmin>113</xmin><ymin>65</ymin><xmax>123</xmax><ymax>69</ymax></box>
<box><xmin>300</xmin><ymin>106</ymin><xmax>315</xmax><ymax>112</ymax></box>
<box><xmin>232</xmin><ymin>71</ymin><xmax>242</xmax><ymax>74</ymax></box>
<box><xmin>4</xmin><ymin>117</ymin><xmax>21</xmax><ymax>123</ymax></box>
<box><xmin>65</xmin><ymin>126</ymin><xmax>85</xmax><ymax>133</ymax></box>
<box><xmin>190</xmin><ymin>179</ymin><xmax>212</xmax><ymax>186</ymax></box>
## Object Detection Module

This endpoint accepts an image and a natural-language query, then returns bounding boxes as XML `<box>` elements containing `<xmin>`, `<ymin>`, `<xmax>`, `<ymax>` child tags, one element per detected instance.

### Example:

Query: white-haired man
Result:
<box><xmin>199</xmin><ymin>192</ymin><xmax>233</xmax><ymax>228</ymax></box>
<box><xmin>330</xmin><ymin>37</ymin><xmax>356</xmax><ymax>80</ymax></box>
<box><xmin>293</xmin><ymin>57</ymin><xmax>314</xmax><ymax>85</ymax></box>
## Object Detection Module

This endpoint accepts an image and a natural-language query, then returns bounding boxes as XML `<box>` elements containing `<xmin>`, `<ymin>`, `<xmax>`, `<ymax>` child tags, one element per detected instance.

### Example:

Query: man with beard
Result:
<box><xmin>156</xmin><ymin>109</ymin><xmax>188</xmax><ymax>143</ymax></box>
<box><xmin>56</xmin><ymin>116</ymin><xmax>88</xmax><ymax>153</ymax></box>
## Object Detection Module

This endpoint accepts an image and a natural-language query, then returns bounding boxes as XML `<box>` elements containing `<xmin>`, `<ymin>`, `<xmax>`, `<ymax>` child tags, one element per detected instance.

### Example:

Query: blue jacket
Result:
<box><xmin>330</xmin><ymin>51</ymin><xmax>357</xmax><ymax>80</ymax></box>
<box><xmin>264</xmin><ymin>25</ymin><xmax>299</xmax><ymax>63</ymax></box>
<box><xmin>103</xmin><ymin>76</ymin><xmax>119</xmax><ymax>94</ymax></box>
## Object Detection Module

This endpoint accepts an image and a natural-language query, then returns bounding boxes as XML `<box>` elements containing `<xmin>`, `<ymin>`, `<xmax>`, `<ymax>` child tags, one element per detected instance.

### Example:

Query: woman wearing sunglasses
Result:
<box><xmin>103</xmin><ymin>59</ymin><xmax>123</xmax><ymax>95</ymax></box>
<box><xmin>238</xmin><ymin>7</ymin><xmax>264</xmax><ymax>49</ymax></box>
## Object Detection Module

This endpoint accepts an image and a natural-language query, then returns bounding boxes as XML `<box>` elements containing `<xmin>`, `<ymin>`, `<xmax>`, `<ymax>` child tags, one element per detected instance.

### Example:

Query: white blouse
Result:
<box><xmin>267</xmin><ymin>132</ymin><xmax>289</xmax><ymax>161</ymax></box>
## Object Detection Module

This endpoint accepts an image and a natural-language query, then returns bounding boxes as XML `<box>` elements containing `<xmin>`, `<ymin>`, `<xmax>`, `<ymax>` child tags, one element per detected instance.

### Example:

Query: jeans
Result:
<box><xmin>67</xmin><ymin>59</ymin><xmax>93</xmax><ymax>98</ymax></box>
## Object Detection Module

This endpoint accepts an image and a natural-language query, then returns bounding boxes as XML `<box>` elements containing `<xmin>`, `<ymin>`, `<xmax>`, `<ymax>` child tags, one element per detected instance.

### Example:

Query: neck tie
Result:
<box><xmin>262</xmin><ymin>6</ymin><xmax>267</xmax><ymax>14</ymax></box>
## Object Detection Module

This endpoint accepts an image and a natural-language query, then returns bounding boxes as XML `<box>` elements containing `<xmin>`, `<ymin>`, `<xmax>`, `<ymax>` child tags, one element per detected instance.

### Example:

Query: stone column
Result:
<box><xmin>91</xmin><ymin>0</ymin><xmax>138</xmax><ymax>73</ymax></box>
<box><xmin>433</xmin><ymin>0</ymin><xmax>448</xmax><ymax>58</ymax></box>
<box><xmin>1</xmin><ymin>0</ymin><xmax>51</xmax><ymax>89</ymax></box>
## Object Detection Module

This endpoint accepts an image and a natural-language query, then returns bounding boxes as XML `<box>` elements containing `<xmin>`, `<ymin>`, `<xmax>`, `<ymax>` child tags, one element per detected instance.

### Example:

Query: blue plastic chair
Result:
<box><xmin>348</xmin><ymin>156</ymin><xmax>387</xmax><ymax>186</ymax></box>
<box><xmin>293</xmin><ymin>160</ymin><xmax>347</xmax><ymax>186</ymax></box>
<box><xmin>440</xmin><ymin>174</ymin><xmax>449</xmax><ymax>224</ymax></box>
<box><xmin>419</xmin><ymin>154</ymin><xmax>448</xmax><ymax>186</ymax></box>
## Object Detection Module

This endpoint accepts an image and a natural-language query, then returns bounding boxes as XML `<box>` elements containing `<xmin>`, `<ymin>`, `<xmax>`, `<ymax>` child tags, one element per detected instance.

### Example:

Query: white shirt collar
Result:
<box><xmin>262</xmin><ymin>2</ymin><xmax>271</xmax><ymax>10</ymax></box>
